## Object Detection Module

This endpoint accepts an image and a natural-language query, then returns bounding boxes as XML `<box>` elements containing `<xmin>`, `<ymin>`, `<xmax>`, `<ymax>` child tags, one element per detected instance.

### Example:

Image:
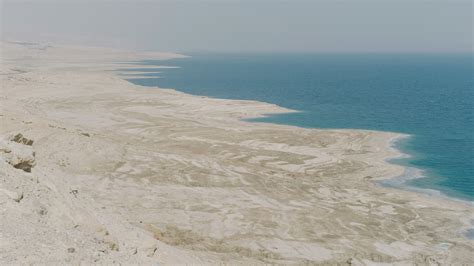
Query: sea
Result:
<box><xmin>122</xmin><ymin>53</ymin><xmax>473</xmax><ymax>202</ymax></box>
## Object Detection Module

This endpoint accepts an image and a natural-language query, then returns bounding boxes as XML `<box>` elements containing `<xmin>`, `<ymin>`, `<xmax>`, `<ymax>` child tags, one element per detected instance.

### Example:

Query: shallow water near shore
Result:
<box><xmin>124</xmin><ymin>53</ymin><xmax>474</xmax><ymax>201</ymax></box>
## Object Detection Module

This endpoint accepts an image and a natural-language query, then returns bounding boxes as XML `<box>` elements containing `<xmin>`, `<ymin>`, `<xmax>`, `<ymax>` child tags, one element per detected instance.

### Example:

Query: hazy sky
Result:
<box><xmin>1</xmin><ymin>0</ymin><xmax>472</xmax><ymax>53</ymax></box>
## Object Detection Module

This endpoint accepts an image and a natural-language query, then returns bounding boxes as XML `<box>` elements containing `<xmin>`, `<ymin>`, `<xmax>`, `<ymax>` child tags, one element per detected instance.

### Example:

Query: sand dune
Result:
<box><xmin>0</xmin><ymin>42</ymin><xmax>472</xmax><ymax>264</ymax></box>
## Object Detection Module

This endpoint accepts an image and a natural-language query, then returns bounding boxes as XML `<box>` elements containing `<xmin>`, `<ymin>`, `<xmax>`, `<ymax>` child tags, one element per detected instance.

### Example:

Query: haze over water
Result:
<box><xmin>126</xmin><ymin>53</ymin><xmax>474</xmax><ymax>201</ymax></box>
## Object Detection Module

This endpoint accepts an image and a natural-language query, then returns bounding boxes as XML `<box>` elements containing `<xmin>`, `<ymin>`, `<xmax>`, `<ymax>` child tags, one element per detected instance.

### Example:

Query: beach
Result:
<box><xmin>0</xmin><ymin>42</ymin><xmax>472</xmax><ymax>264</ymax></box>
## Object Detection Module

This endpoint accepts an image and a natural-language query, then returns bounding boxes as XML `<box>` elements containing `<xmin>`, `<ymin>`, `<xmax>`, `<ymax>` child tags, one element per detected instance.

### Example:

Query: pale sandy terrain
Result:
<box><xmin>0</xmin><ymin>42</ymin><xmax>472</xmax><ymax>265</ymax></box>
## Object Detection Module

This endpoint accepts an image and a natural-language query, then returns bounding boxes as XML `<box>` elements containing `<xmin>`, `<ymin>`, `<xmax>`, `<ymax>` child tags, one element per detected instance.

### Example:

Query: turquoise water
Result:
<box><xmin>124</xmin><ymin>53</ymin><xmax>473</xmax><ymax>201</ymax></box>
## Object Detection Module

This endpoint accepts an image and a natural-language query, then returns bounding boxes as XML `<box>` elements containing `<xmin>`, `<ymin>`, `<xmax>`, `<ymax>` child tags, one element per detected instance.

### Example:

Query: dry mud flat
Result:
<box><xmin>0</xmin><ymin>42</ymin><xmax>473</xmax><ymax>264</ymax></box>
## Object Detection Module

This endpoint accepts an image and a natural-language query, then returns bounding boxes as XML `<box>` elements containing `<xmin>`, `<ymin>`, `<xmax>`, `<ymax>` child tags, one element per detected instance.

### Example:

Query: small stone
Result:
<box><xmin>70</xmin><ymin>189</ymin><xmax>78</xmax><ymax>197</ymax></box>
<box><xmin>108</xmin><ymin>242</ymin><xmax>119</xmax><ymax>251</ymax></box>
<box><xmin>67</xmin><ymin>247</ymin><xmax>75</xmax><ymax>253</ymax></box>
<box><xmin>147</xmin><ymin>247</ymin><xmax>158</xmax><ymax>257</ymax></box>
<box><xmin>13</xmin><ymin>192</ymin><xmax>23</xmax><ymax>203</ymax></box>
<box><xmin>38</xmin><ymin>208</ymin><xmax>48</xmax><ymax>215</ymax></box>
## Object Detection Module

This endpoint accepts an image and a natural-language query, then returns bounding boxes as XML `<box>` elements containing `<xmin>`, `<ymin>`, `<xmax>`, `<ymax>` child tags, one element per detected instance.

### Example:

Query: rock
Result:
<box><xmin>10</xmin><ymin>133</ymin><xmax>34</xmax><ymax>146</ymax></box>
<box><xmin>38</xmin><ymin>207</ymin><xmax>48</xmax><ymax>216</ymax></box>
<box><xmin>102</xmin><ymin>235</ymin><xmax>119</xmax><ymax>251</ymax></box>
<box><xmin>0</xmin><ymin>146</ymin><xmax>11</xmax><ymax>153</ymax></box>
<box><xmin>108</xmin><ymin>241</ymin><xmax>119</xmax><ymax>251</ymax></box>
<box><xmin>0</xmin><ymin>188</ymin><xmax>23</xmax><ymax>203</ymax></box>
<box><xmin>13</xmin><ymin>192</ymin><xmax>23</xmax><ymax>203</ymax></box>
<box><xmin>70</xmin><ymin>189</ymin><xmax>79</xmax><ymax>198</ymax></box>
<box><xmin>346</xmin><ymin>257</ymin><xmax>353</xmax><ymax>265</ymax></box>
<box><xmin>0</xmin><ymin>139</ymin><xmax>36</xmax><ymax>173</ymax></box>
<box><xmin>13</xmin><ymin>161</ymin><xmax>34</xmax><ymax>173</ymax></box>
<box><xmin>147</xmin><ymin>246</ymin><xmax>158</xmax><ymax>257</ymax></box>
<box><xmin>67</xmin><ymin>247</ymin><xmax>75</xmax><ymax>253</ymax></box>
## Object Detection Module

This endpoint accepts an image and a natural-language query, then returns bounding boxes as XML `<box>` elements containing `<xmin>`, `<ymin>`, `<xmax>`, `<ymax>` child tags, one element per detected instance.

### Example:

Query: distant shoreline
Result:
<box><xmin>120</xmin><ymin>56</ymin><xmax>473</xmax><ymax>204</ymax></box>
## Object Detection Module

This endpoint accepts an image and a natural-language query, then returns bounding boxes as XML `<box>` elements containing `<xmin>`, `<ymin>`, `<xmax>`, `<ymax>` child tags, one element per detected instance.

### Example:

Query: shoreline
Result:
<box><xmin>118</xmin><ymin>65</ymin><xmax>474</xmax><ymax>236</ymax></box>
<box><xmin>384</xmin><ymin>135</ymin><xmax>473</xmax><ymax>206</ymax></box>
<box><xmin>1</xmin><ymin>41</ymin><xmax>472</xmax><ymax>264</ymax></box>
<box><xmin>119</xmin><ymin>63</ymin><xmax>472</xmax><ymax>206</ymax></box>
<box><xmin>118</xmin><ymin>60</ymin><xmax>474</xmax><ymax>240</ymax></box>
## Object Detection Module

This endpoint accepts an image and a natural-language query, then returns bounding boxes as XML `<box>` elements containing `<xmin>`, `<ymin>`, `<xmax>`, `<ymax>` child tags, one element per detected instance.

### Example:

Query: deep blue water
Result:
<box><xmin>124</xmin><ymin>53</ymin><xmax>473</xmax><ymax>201</ymax></box>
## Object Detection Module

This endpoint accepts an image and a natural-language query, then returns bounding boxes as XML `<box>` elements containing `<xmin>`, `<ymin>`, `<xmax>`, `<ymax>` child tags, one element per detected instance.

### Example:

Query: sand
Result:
<box><xmin>0</xmin><ymin>41</ymin><xmax>472</xmax><ymax>265</ymax></box>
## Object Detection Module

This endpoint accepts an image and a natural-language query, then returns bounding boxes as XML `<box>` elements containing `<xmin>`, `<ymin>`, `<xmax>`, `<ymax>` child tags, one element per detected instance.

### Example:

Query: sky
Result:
<box><xmin>1</xmin><ymin>0</ymin><xmax>472</xmax><ymax>53</ymax></box>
